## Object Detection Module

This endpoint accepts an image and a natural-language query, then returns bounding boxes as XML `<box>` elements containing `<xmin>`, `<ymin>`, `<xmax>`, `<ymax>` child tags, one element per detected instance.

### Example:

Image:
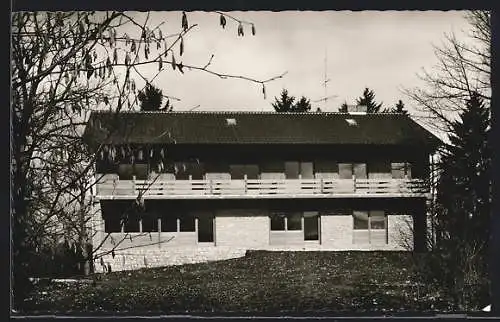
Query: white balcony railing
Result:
<box><xmin>96</xmin><ymin>177</ymin><xmax>429</xmax><ymax>199</ymax></box>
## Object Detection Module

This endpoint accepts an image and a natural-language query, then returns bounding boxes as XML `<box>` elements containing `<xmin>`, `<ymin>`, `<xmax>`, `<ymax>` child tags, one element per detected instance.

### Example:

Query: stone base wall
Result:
<box><xmin>96</xmin><ymin>245</ymin><xmax>248</xmax><ymax>272</ymax></box>
<box><xmin>96</xmin><ymin>241</ymin><xmax>410</xmax><ymax>273</ymax></box>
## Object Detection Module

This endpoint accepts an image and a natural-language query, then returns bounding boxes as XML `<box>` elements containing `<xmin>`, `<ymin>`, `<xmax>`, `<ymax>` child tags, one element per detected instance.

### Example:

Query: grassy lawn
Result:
<box><xmin>21</xmin><ymin>251</ymin><xmax>455</xmax><ymax>314</ymax></box>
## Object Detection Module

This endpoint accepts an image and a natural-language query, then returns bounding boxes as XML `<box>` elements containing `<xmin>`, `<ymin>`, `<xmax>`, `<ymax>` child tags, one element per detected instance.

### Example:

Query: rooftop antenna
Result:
<box><xmin>313</xmin><ymin>47</ymin><xmax>338</xmax><ymax>111</ymax></box>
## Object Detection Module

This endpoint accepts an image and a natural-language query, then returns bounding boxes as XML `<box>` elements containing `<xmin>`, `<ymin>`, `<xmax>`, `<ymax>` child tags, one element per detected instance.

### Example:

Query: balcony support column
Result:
<box><xmin>413</xmin><ymin>200</ymin><xmax>427</xmax><ymax>252</ymax></box>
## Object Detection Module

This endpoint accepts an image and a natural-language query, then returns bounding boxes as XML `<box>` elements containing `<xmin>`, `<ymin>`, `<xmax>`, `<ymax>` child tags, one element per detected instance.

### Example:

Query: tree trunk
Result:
<box><xmin>12</xmin><ymin>169</ymin><xmax>32</xmax><ymax>310</ymax></box>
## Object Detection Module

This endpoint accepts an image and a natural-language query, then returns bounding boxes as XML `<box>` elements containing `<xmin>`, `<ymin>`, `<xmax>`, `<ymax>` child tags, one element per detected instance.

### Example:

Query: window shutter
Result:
<box><xmin>391</xmin><ymin>162</ymin><xmax>405</xmax><ymax>179</ymax></box>
<box><xmin>300</xmin><ymin>162</ymin><xmax>314</xmax><ymax>179</ymax></box>
<box><xmin>353</xmin><ymin>163</ymin><xmax>367</xmax><ymax>179</ymax></box>
<box><xmin>285</xmin><ymin>161</ymin><xmax>300</xmax><ymax>179</ymax></box>
<box><xmin>338</xmin><ymin>163</ymin><xmax>353</xmax><ymax>179</ymax></box>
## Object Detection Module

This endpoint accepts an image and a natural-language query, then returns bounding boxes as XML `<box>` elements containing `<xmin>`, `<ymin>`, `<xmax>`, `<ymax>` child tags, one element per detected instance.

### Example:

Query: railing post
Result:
<box><xmin>189</xmin><ymin>174</ymin><xmax>192</xmax><ymax>193</ymax></box>
<box><xmin>320</xmin><ymin>178</ymin><xmax>324</xmax><ymax>194</ymax></box>
<box><xmin>132</xmin><ymin>175</ymin><xmax>136</xmax><ymax>194</ymax></box>
<box><xmin>352</xmin><ymin>174</ymin><xmax>356</xmax><ymax>193</ymax></box>
<box><xmin>195</xmin><ymin>217</ymin><xmax>199</xmax><ymax>244</ymax></box>
<box><xmin>209</xmin><ymin>179</ymin><xmax>213</xmax><ymax>195</ymax></box>
<box><xmin>244</xmin><ymin>174</ymin><xmax>248</xmax><ymax>194</ymax></box>
<box><xmin>158</xmin><ymin>218</ymin><xmax>161</xmax><ymax>248</ymax></box>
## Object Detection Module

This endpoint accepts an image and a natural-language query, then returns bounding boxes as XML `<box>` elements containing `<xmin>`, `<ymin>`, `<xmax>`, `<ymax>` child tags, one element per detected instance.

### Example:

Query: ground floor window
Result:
<box><xmin>123</xmin><ymin>214</ymin><xmax>140</xmax><ymax>233</ymax></box>
<box><xmin>353</xmin><ymin>210</ymin><xmax>388</xmax><ymax>245</ymax></box>
<box><xmin>104</xmin><ymin>215</ymin><xmax>122</xmax><ymax>233</ymax></box>
<box><xmin>270</xmin><ymin>212</ymin><xmax>302</xmax><ymax>231</ymax></box>
<box><xmin>197</xmin><ymin>215</ymin><xmax>214</xmax><ymax>243</ymax></box>
<box><xmin>179</xmin><ymin>213</ymin><xmax>196</xmax><ymax>232</ymax></box>
<box><xmin>103</xmin><ymin>207</ymin><xmax>214</xmax><ymax>243</ymax></box>
<box><xmin>141</xmin><ymin>215</ymin><xmax>159</xmax><ymax>232</ymax></box>
<box><xmin>269</xmin><ymin>211</ymin><xmax>319</xmax><ymax>241</ymax></box>
<box><xmin>304</xmin><ymin>211</ymin><xmax>320</xmax><ymax>241</ymax></box>
<box><xmin>160</xmin><ymin>215</ymin><xmax>178</xmax><ymax>232</ymax></box>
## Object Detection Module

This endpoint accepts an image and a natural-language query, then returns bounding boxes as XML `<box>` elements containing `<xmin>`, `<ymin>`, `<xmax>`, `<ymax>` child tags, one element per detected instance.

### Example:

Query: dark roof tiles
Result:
<box><xmin>83</xmin><ymin>111</ymin><xmax>441</xmax><ymax>149</ymax></box>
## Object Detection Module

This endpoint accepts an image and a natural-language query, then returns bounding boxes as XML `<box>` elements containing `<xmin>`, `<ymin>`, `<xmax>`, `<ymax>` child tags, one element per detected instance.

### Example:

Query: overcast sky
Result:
<box><xmin>124</xmin><ymin>11</ymin><xmax>472</xmax><ymax>115</ymax></box>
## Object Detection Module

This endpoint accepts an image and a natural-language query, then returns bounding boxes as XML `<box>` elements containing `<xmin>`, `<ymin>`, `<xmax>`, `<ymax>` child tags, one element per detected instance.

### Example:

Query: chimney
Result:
<box><xmin>347</xmin><ymin>105</ymin><xmax>367</xmax><ymax>115</ymax></box>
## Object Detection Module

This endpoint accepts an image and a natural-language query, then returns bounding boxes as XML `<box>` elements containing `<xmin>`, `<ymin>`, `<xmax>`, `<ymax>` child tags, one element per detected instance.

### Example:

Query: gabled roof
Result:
<box><xmin>83</xmin><ymin>111</ymin><xmax>441</xmax><ymax>150</ymax></box>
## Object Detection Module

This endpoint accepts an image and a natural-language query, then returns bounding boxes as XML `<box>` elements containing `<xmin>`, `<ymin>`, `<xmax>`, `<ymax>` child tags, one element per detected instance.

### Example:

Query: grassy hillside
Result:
<box><xmin>21</xmin><ymin>251</ymin><xmax>461</xmax><ymax>314</ymax></box>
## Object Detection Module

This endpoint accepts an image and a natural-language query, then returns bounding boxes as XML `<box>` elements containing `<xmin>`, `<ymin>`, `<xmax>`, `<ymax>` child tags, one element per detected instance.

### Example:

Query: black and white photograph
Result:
<box><xmin>10</xmin><ymin>7</ymin><xmax>496</xmax><ymax>316</ymax></box>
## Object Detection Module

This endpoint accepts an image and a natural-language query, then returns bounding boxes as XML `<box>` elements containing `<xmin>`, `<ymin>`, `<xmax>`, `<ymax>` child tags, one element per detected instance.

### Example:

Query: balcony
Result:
<box><xmin>95</xmin><ymin>177</ymin><xmax>430</xmax><ymax>200</ymax></box>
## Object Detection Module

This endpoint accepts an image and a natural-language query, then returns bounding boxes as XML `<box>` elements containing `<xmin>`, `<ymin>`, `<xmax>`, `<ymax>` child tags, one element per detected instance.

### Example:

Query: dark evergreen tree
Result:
<box><xmin>138</xmin><ymin>84</ymin><xmax>164</xmax><ymax>111</ymax></box>
<box><xmin>384</xmin><ymin>99</ymin><xmax>408</xmax><ymax>114</ymax></box>
<box><xmin>356</xmin><ymin>87</ymin><xmax>383</xmax><ymax>113</ymax></box>
<box><xmin>437</xmin><ymin>91</ymin><xmax>490</xmax><ymax>249</ymax></box>
<box><xmin>272</xmin><ymin>89</ymin><xmax>296</xmax><ymax>112</ymax></box>
<box><xmin>339</xmin><ymin>101</ymin><xmax>348</xmax><ymax>112</ymax></box>
<box><xmin>293</xmin><ymin>96</ymin><xmax>312</xmax><ymax>112</ymax></box>
<box><xmin>429</xmin><ymin>91</ymin><xmax>491</xmax><ymax>309</ymax></box>
<box><xmin>394</xmin><ymin>100</ymin><xmax>408</xmax><ymax>114</ymax></box>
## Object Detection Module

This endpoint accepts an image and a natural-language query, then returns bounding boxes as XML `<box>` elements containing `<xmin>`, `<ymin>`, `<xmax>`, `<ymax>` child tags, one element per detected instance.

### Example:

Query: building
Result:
<box><xmin>83</xmin><ymin>108</ymin><xmax>441</xmax><ymax>272</ymax></box>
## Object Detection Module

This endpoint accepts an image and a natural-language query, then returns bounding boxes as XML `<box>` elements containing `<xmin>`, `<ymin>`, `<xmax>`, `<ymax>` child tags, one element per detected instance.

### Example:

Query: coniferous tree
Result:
<box><xmin>272</xmin><ymin>90</ymin><xmax>313</xmax><ymax>112</ymax></box>
<box><xmin>293</xmin><ymin>96</ymin><xmax>312</xmax><ymax>112</ymax></box>
<box><xmin>437</xmin><ymin>91</ymin><xmax>490</xmax><ymax>249</ymax></box>
<box><xmin>394</xmin><ymin>100</ymin><xmax>408</xmax><ymax>114</ymax></box>
<box><xmin>384</xmin><ymin>99</ymin><xmax>408</xmax><ymax>114</ymax></box>
<box><xmin>138</xmin><ymin>84</ymin><xmax>164</xmax><ymax>111</ymax></box>
<box><xmin>430</xmin><ymin>91</ymin><xmax>491</xmax><ymax>309</ymax></box>
<box><xmin>272</xmin><ymin>89</ymin><xmax>296</xmax><ymax>112</ymax></box>
<box><xmin>356</xmin><ymin>87</ymin><xmax>383</xmax><ymax>113</ymax></box>
<box><xmin>339</xmin><ymin>101</ymin><xmax>348</xmax><ymax>112</ymax></box>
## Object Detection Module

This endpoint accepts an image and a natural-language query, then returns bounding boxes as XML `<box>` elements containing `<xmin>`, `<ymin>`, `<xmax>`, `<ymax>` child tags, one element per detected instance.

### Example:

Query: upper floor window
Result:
<box><xmin>368</xmin><ymin>161</ymin><xmax>392</xmax><ymax>179</ymax></box>
<box><xmin>338</xmin><ymin>163</ymin><xmax>367</xmax><ymax>179</ymax></box>
<box><xmin>230</xmin><ymin>164</ymin><xmax>259</xmax><ymax>179</ymax></box>
<box><xmin>118</xmin><ymin>164</ymin><xmax>148</xmax><ymax>180</ymax></box>
<box><xmin>175</xmin><ymin>162</ymin><xmax>205</xmax><ymax>180</ymax></box>
<box><xmin>391</xmin><ymin>162</ymin><xmax>412</xmax><ymax>179</ymax></box>
<box><xmin>315</xmin><ymin>160</ymin><xmax>339</xmax><ymax>178</ymax></box>
<box><xmin>285</xmin><ymin>161</ymin><xmax>314</xmax><ymax>179</ymax></box>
